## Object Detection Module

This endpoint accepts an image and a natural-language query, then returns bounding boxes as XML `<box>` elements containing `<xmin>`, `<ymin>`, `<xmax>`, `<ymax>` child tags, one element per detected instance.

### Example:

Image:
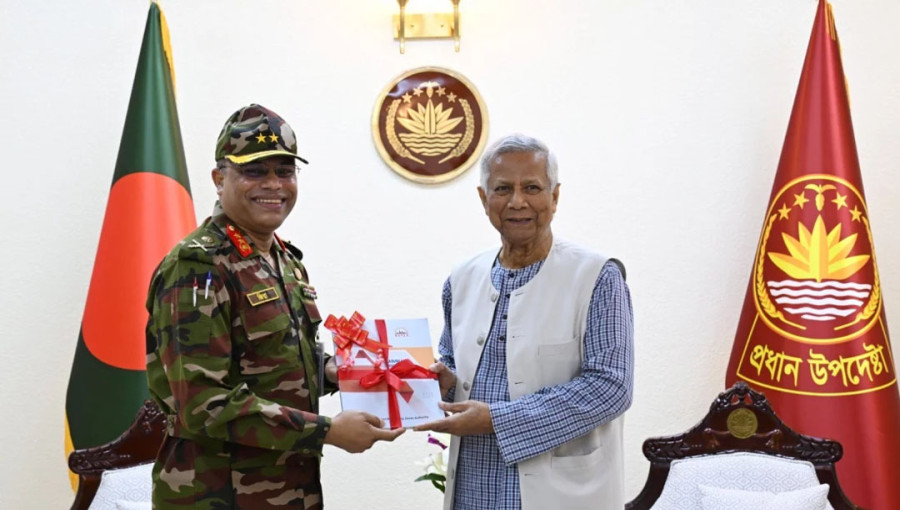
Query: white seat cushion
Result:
<box><xmin>699</xmin><ymin>483</ymin><xmax>830</xmax><ymax>510</ymax></box>
<box><xmin>87</xmin><ymin>462</ymin><xmax>153</xmax><ymax>510</ymax></box>
<box><xmin>648</xmin><ymin>452</ymin><xmax>834</xmax><ymax>510</ymax></box>
<box><xmin>115</xmin><ymin>502</ymin><xmax>151</xmax><ymax>510</ymax></box>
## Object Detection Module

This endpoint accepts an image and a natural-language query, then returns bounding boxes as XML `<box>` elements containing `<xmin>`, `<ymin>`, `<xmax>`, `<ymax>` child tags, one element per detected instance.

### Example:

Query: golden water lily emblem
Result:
<box><xmin>755</xmin><ymin>176</ymin><xmax>880</xmax><ymax>343</ymax></box>
<box><xmin>395</xmin><ymin>82</ymin><xmax>464</xmax><ymax>162</ymax></box>
<box><xmin>372</xmin><ymin>67</ymin><xmax>489</xmax><ymax>184</ymax></box>
<box><xmin>768</xmin><ymin>215</ymin><xmax>869</xmax><ymax>282</ymax></box>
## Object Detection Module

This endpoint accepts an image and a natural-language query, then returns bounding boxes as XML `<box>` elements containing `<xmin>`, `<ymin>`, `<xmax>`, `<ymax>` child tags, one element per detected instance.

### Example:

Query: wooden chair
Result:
<box><xmin>68</xmin><ymin>400</ymin><xmax>165</xmax><ymax>510</ymax></box>
<box><xmin>626</xmin><ymin>382</ymin><xmax>863</xmax><ymax>510</ymax></box>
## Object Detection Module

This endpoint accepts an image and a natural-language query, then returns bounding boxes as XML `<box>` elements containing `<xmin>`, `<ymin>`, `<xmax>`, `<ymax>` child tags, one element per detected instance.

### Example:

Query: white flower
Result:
<box><xmin>414</xmin><ymin>433</ymin><xmax>451</xmax><ymax>492</ymax></box>
<box><xmin>416</xmin><ymin>448</ymin><xmax>448</xmax><ymax>477</ymax></box>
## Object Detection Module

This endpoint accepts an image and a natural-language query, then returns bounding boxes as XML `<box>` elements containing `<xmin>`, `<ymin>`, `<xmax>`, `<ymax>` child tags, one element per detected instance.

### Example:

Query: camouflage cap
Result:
<box><xmin>215</xmin><ymin>104</ymin><xmax>309</xmax><ymax>165</ymax></box>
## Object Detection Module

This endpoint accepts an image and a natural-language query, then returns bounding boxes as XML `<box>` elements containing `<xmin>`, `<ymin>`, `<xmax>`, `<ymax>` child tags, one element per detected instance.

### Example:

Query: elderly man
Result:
<box><xmin>415</xmin><ymin>134</ymin><xmax>634</xmax><ymax>510</ymax></box>
<box><xmin>146</xmin><ymin>104</ymin><xmax>403</xmax><ymax>509</ymax></box>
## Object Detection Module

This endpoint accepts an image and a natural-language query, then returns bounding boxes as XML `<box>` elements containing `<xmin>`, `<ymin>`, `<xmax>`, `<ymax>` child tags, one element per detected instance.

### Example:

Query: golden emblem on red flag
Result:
<box><xmin>737</xmin><ymin>173</ymin><xmax>894</xmax><ymax>398</ymax></box>
<box><xmin>372</xmin><ymin>67</ymin><xmax>488</xmax><ymax>184</ymax></box>
<box><xmin>754</xmin><ymin>176</ymin><xmax>879</xmax><ymax>342</ymax></box>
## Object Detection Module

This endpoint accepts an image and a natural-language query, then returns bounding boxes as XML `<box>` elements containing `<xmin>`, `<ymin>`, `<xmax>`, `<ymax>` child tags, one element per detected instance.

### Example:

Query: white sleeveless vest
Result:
<box><xmin>444</xmin><ymin>239</ymin><xmax>625</xmax><ymax>510</ymax></box>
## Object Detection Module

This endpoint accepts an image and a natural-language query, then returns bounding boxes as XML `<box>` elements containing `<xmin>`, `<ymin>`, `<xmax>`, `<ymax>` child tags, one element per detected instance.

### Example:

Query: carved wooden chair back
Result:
<box><xmin>626</xmin><ymin>382</ymin><xmax>863</xmax><ymax>510</ymax></box>
<box><xmin>67</xmin><ymin>401</ymin><xmax>165</xmax><ymax>510</ymax></box>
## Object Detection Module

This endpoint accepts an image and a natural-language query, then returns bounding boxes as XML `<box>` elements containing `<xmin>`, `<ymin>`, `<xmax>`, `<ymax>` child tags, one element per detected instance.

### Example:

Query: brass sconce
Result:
<box><xmin>394</xmin><ymin>0</ymin><xmax>460</xmax><ymax>54</ymax></box>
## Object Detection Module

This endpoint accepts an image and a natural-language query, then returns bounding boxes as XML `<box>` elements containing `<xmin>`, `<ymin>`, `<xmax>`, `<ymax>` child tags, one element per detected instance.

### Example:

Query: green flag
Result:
<box><xmin>64</xmin><ymin>1</ymin><xmax>196</xmax><ymax>488</ymax></box>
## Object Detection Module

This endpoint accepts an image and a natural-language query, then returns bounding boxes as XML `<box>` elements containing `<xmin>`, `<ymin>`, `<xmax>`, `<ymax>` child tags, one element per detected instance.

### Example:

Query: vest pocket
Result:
<box><xmin>537</xmin><ymin>336</ymin><xmax>581</xmax><ymax>386</ymax></box>
<box><xmin>550</xmin><ymin>440</ymin><xmax>603</xmax><ymax>470</ymax></box>
<box><xmin>537</xmin><ymin>338</ymin><xmax>580</xmax><ymax>356</ymax></box>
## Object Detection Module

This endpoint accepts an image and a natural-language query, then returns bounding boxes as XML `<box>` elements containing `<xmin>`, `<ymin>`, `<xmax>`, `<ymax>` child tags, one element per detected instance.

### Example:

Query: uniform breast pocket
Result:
<box><xmin>537</xmin><ymin>336</ymin><xmax>582</xmax><ymax>387</ymax></box>
<box><xmin>239</xmin><ymin>301</ymin><xmax>295</xmax><ymax>370</ymax></box>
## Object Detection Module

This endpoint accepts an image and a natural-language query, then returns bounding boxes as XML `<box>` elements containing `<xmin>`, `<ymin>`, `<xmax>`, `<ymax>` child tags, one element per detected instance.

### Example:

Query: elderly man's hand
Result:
<box><xmin>428</xmin><ymin>362</ymin><xmax>457</xmax><ymax>399</ymax></box>
<box><xmin>413</xmin><ymin>400</ymin><xmax>494</xmax><ymax>436</ymax></box>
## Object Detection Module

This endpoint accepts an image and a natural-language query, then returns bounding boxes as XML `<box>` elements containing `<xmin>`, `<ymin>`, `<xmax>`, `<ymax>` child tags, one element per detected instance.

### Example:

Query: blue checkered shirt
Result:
<box><xmin>439</xmin><ymin>258</ymin><xmax>634</xmax><ymax>510</ymax></box>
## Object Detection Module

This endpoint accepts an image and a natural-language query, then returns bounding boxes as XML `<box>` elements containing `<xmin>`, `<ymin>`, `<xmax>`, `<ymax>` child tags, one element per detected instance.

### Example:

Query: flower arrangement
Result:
<box><xmin>414</xmin><ymin>433</ymin><xmax>450</xmax><ymax>493</ymax></box>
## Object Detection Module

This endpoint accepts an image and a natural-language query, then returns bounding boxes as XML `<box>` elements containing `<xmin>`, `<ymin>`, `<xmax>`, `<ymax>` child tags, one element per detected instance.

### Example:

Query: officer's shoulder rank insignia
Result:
<box><xmin>247</xmin><ymin>287</ymin><xmax>279</xmax><ymax>306</ymax></box>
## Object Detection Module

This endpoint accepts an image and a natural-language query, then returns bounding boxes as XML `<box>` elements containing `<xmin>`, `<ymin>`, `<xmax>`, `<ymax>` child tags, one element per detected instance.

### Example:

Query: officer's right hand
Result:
<box><xmin>324</xmin><ymin>410</ymin><xmax>405</xmax><ymax>453</ymax></box>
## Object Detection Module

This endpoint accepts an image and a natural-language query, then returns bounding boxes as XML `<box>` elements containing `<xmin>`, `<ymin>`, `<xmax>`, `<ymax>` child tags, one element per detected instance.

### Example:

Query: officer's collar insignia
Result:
<box><xmin>247</xmin><ymin>287</ymin><xmax>279</xmax><ymax>306</ymax></box>
<box><xmin>225</xmin><ymin>224</ymin><xmax>254</xmax><ymax>257</ymax></box>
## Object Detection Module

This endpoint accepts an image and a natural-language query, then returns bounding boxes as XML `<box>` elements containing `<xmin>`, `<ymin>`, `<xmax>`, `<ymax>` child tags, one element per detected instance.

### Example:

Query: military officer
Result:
<box><xmin>146</xmin><ymin>104</ymin><xmax>404</xmax><ymax>509</ymax></box>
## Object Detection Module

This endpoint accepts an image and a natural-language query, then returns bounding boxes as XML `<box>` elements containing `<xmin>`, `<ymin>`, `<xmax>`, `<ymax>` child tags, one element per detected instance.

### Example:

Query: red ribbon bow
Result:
<box><xmin>355</xmin><ymin>359</ymin><xmax>437</xmax><ymax>430</ymax></box>
<box><xmin>335</xmin><ymin>318</ymin><xmax>437</xmax><ymax>429</ymax></box>
<box><xmin>323</xmin><ymin>311</ymin><xmax>392</xmax><ymax>365</ymax></box>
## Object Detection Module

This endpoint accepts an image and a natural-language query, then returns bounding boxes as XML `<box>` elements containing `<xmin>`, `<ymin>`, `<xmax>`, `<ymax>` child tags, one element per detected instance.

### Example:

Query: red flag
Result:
<box><xmin>726</xmin><ymin>2</ymin><xmax>900</xmax><ymax>508</ymax></box>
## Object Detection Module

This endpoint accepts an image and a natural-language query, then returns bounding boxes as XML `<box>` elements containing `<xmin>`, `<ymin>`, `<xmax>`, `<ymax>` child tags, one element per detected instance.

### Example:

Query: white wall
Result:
<box><xmin>1</xmin><ymin>1</ymin><xmax>898</xmax><ymax>508</ymax></box>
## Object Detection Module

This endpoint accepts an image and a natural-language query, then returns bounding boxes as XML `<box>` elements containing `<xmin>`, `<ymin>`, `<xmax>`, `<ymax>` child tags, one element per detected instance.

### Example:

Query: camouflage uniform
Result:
<box><xmin>146</xmin><ymin>202</ymin><xmax>335</xmax><ymax>509</ymax></box>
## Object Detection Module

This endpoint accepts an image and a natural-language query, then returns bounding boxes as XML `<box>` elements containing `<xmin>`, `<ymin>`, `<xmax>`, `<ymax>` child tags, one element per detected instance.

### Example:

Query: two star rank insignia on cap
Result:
<box><xmin>255</xmin><ymin>132</ymin><xmax>279</xmax><ymax>144</ymax></box>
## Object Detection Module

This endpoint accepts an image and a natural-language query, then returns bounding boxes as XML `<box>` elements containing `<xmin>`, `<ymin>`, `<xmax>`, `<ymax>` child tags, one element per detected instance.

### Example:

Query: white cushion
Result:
<box><xmin>87</xmin><ymin>462</ymin><xmax>153</xmax><ymax>510</ymax></box>
<box><xmin>648</xmin><ymin>452</ymin><xmax>834</xmax><ymax>510</ymax></box>
<box><xmin>699</xmin><ymin>483</ymin><xmax>830</xmax><ymax>510</ymax></box>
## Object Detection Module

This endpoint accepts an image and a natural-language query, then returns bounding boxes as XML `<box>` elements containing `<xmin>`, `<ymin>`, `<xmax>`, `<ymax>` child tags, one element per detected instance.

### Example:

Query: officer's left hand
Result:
<box><xmin>413</xmin><ymin>400</ymin><xmax>494</xmax><ymax>436</ymax></box>
<box><xmin>325</xmin><ymin>357</ymin><xmax>338</xmax><ymax>384</ymax></box>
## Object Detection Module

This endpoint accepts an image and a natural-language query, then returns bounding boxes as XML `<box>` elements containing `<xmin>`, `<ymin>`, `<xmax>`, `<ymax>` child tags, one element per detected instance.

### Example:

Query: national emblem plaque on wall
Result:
<box><xmin>372</xmin><ymin>67</ymin><xmax>488</xmax><ymax>184</ymax></box>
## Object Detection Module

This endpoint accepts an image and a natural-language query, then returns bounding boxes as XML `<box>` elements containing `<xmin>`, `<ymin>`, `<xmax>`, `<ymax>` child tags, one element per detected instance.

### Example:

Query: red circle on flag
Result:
<box><xmin>82</xmin><ymin>173</ymin><xmax>195</xmax><ymax>370</ymax></box>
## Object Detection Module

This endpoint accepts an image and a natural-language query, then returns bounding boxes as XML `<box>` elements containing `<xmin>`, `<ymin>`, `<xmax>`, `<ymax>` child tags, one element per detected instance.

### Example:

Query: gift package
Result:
<box><xmin>325</xmin><ymin>312</ymin><xmax>443</xmax><ymax>429</ymax></box>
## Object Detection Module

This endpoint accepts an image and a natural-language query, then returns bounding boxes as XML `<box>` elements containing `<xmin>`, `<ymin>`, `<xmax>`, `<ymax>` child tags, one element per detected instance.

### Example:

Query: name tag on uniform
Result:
<box><xmin>246</xmin><ymin>287</ymin><xmax>279</xmax><ymax>306</ymax></box>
